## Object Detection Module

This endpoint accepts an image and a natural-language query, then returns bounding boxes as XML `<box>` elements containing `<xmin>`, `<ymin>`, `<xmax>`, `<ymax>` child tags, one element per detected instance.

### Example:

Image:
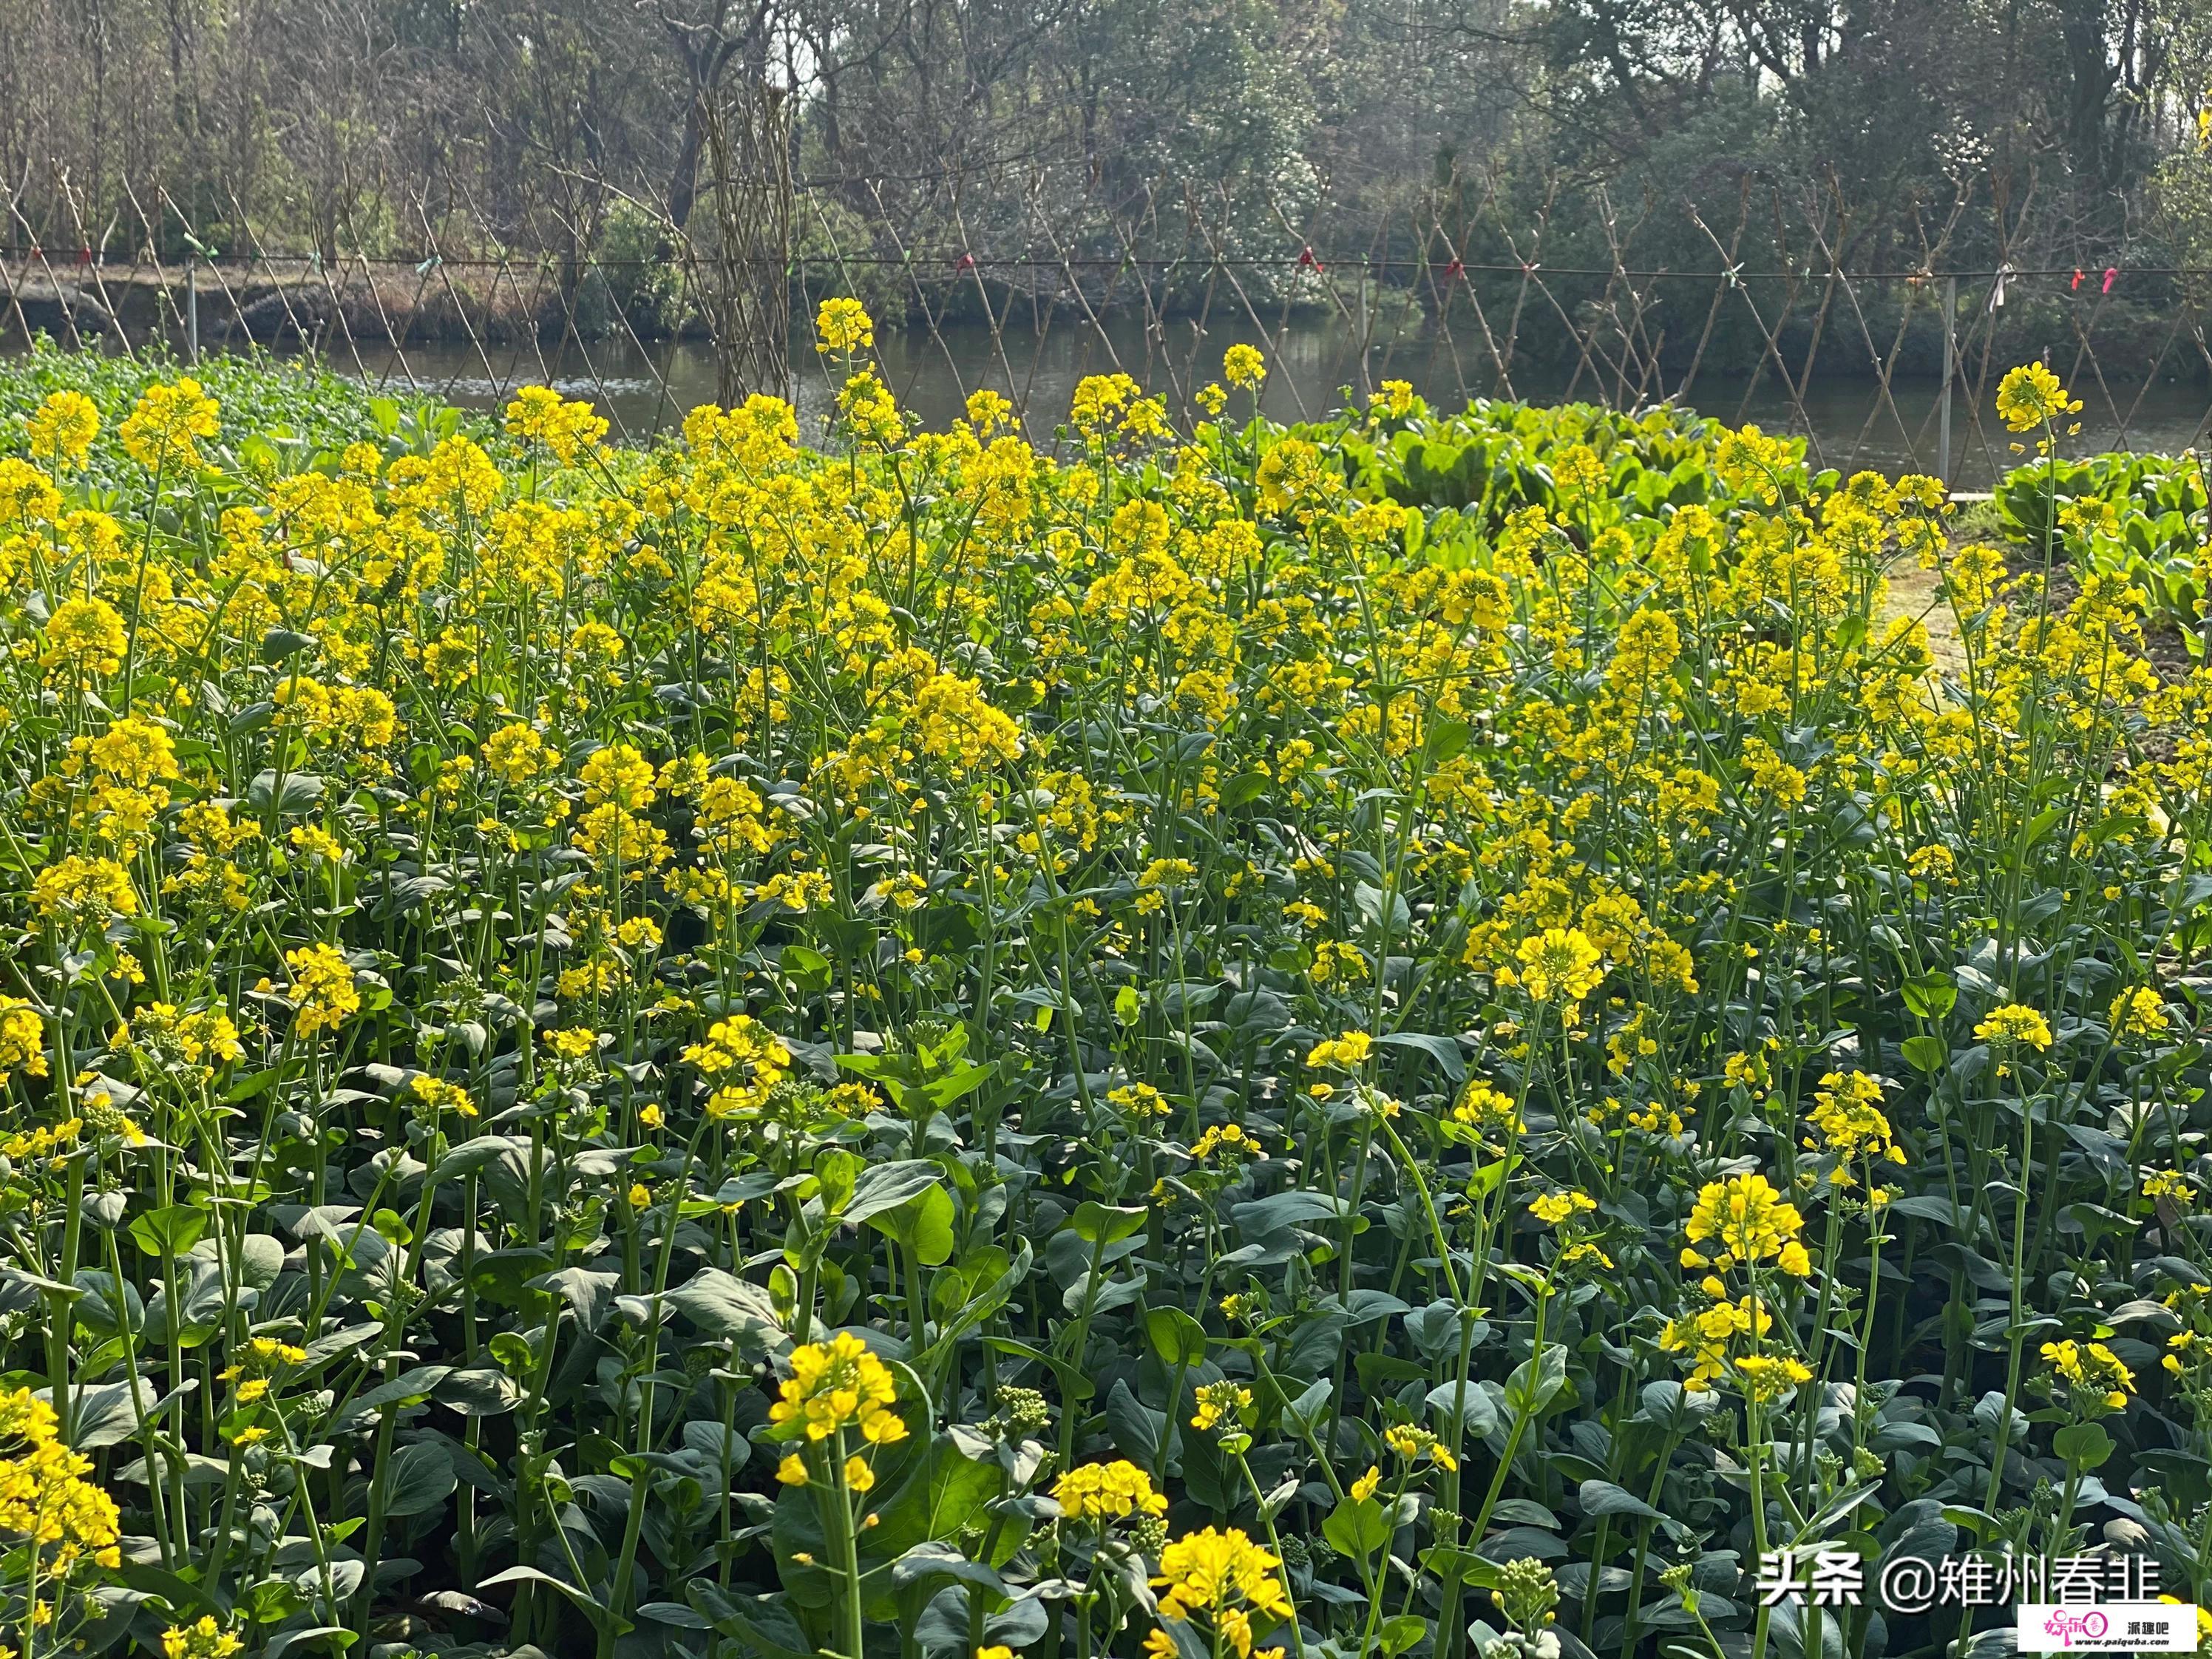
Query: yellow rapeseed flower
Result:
<box><xmin>1222</xmin><ymin>344</ymin><xmax>1267</xmax><ymax>389</ymax></box>
<box><xmin>1682</xmin><ymin>1171</ymin><xmax>1810</xmax><ymax>1276</ymax></box>
<box><xmin>1974</xmin><ymin>1002</ymin><xmax>2053</xmax><ymax>1051</ymax></box>
<box><xmin>1995</xmin><ymin>361</ymin><xmax>2082</xmax><ymax>432</ymax></box>
<box><xmin>1509</xmin><ymin>927</ymin><xmax>1605</xmax><ymax>1005</ymax></box>
<box><xmin>282</xmin><ymin>943</ymin><xmax>360</xmax><ymax>1036</ymax></box>
<box><xmin>1052</xmin><ymin>1459</ymin><xmax>1167</xmax><ymax>1524</ymax></box>
<box><xmin>815</xmin><ymin>298</ymin><xmax>875</xmax><ymax>355</ymax></box>
<box><xmin>768</xmin><ymin>1331</ymin><xmax>907</xmax><ymax>1445</ymax></box>
<box><xmin>118</xmin><ymin>378</ymin><xmax>219</xmax><ymax>470</ymax></box>
<box><xmin>25</xmin><ymin>391</ymin><xmax>99</xmax><ymax>468</ymax></box>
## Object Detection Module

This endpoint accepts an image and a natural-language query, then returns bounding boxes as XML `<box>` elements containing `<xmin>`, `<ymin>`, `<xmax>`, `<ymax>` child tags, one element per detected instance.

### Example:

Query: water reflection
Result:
<box><xmin>45</xmin><ymin>313</ymin><xmax>2212</xmax><ymax>488</ymax></box>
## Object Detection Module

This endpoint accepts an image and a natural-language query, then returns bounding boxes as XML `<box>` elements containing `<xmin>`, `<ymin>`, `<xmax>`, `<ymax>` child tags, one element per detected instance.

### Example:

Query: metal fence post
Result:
<box><xmin>1938</xmin><ymin>274</ymin><xmax>1955</xmax><ymax>488</ymax></box>
<box><xmin>186</xmin><ymin>258</ymin><xmax>199</xmax><ymax>364</ymax></box>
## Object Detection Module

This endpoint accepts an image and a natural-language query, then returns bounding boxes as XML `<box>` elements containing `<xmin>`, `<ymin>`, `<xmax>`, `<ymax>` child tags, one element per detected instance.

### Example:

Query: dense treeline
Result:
<box><xmin>5</xmin><ymin>1</ymin><xmax>2212</xmax><ymax>313</ymax></box>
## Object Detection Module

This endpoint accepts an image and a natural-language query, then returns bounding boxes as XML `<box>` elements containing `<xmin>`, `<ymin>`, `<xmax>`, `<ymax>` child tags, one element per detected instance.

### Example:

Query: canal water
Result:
<box><xmin>46</xmin><ymin>313</ymin><xmax>2212</xmax><ymax>489</ymax></box>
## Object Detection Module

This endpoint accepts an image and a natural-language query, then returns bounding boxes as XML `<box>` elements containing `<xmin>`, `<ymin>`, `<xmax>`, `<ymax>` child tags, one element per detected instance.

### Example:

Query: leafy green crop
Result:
<box><xmin>1995</xmin><ymin>447</ymin><xmax>2211</xmax><ymax>637</ymax></box>
<box><xmin>0</xmin><ymin>339</ymin><xmax>2197</xmax><ymax>1659</ymax></box>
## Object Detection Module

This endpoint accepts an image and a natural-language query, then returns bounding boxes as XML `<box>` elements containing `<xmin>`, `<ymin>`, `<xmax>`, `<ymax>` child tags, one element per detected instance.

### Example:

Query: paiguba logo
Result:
<box><xmin>2040</xmin><ymin>1607</ymin><xmax>2108</xmax><ymax>1647</ymax></box>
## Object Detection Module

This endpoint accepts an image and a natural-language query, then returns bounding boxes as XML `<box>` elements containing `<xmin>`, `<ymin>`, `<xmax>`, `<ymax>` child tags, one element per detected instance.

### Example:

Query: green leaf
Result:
<box><xmin>1467</xmin><ymin>1154</ymin><xmax>1519</xmax><ymax>1198</ymax></box>
<box><xmin>1426</xmin><ymin>1377</ymin><xmax>1498</xmax><ymax>1438</ymax></box>
<box><xmin>841</xmin><ymin>1160</ymin><xmax>943</xmax><ymax>1227</ymax></box>
<box><xmin>434</xmin><ymin>1366</ymin><xmax>523</xmax><ymax>1417</ymax></box>
<box><xmin>775</xmin><ymin>1431</ymin><xmax>996</xmax><ymax>1617</ymax></box>
<box><xmin>1322</xmin><ymin>1493</ymin><xmax>1392</xmax><ymax>1561</ymax></box>
<box><xmin>1504</xmin><ymin>1342</ymin><xmax>1568</xmax><ymax>1419</ymax></box>
<box><xmin>1280</xmin><ymin>1377</ymin><xmax>1332</xmax><ymax>1437</ymax></box>
<box><xmin>888</xmin><ymin>1541</ymin><xmax>1006</xmax><ymax>1599</ymax></box>
<box><xmin>1144</xmin><ymin>1306</ymin><xmax>1209</xmax><ymax>1368</ymax></box>
<box><xmin>685</xmin><ymin>1585</ymin><xmax>811</xmax><ymax>1659</ymax></box>
<box><xmin>1230</xmin><ymin>1190</ymin><xmax>1348</xmax><ymax>1235</ymax></box>
<box><xmin>259</xmin><ymin>628</ymin><xmax>319</xmax><ymax>664</ymax></box>
<box><xmin>1900</xmin><ymin>1034</ymin><xmax>1949</xmax><ymax>1075</ymax></box>
<box><xmin>1578</xmin><ymin>1478</ymin><xmax>1663</xmax><ymax>1521</ymax></box>
<box><xmin>129</xmin><ymin>1204</ymin><xmax>207</xmax><ymax>1258</ymax></box>
<box><xmin>1374</xmin><ymin>1030</ymin><xmax>1466</xmax><ymax>1083</ymax></box>
<box><xmin>1419</xmin><ymin>1544</ymin><xmax>1502</xmax><ymax>1593</ymax></box>
<box><xmin>247</xmin><ymin>769</ymin><xmax>326</xmax><ymax>814</ymax></box>
<box><xmin>1882</xmin><ymin>1194</ymin><xmax>1962</xmax><ymax>1224</ymax></box>
<box><xmin>1381</xmin><ymin>1615</ymin><xmax>1430</xmax><ymax>1657</ymax></box>
<box><xmin>382</xmin><ymin>1442</ymin><xmax>458</xmax><ymax>1516</ymax></box>
<box><xmin>2052</xmin><ymin>1422</ymin><xmax>2114</xmax><ymax>1470</ymax></box>
<box><xmin>1901</xmin><ymin>974</ymin><xmax>1958</xmax><ymax>1019</ymax></box>
<box><xmin>1067</xmin><ymin>1201</ymin><xmax>1150</xmax><ymax>1245</ymax></box>
<box><xmin>330</xmin><ymin>1365</ymin><xmax>454</xmax><ymax>1430</ymax></box>
<box><xmin>778</xmin><ymin>944</ymin><xmax>832</xmax><ymax>994</ymax></box>
<box><xmin>866</xmin><ymin>1183</ymin><xmax>957</xmax><ymax>1266</ymax></box>
<box><xmin>477</xmin><ymin>1567</ymin><xmax>616</xmax><ymax>1635</ymax></box>
<box><xmin>665</xmin><ymin>1267</ymin><xmax>788</xmax><ymax>1360</ymax></box>
<box><xmin>1420</xmin><ymin>717</ymin><xmax>1470</xmax><ymax>768</ymax></box>
<box><xmin>1220</xmin><ymin>770</ymin><xmax>1270</xmax><ymax>811</ymax></box>
<box><xmin>69</xmin><ymin>1380</ymin><xmax>190</xmax><ymax>1449</ymax></box>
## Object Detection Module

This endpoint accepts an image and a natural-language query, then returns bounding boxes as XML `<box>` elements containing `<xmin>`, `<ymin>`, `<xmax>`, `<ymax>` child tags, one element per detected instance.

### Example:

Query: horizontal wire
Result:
<box><xmin>0</xmin><ymin>248</ymin><xmax>2203</xmax><ymax>284</ymax></box>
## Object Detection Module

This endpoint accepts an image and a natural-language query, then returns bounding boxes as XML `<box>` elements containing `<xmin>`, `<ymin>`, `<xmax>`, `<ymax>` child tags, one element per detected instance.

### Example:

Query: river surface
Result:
<box><xmin>66</xmin><ymin>316</ymin><xmax>2212</xmax><ymax>488</ymax></box>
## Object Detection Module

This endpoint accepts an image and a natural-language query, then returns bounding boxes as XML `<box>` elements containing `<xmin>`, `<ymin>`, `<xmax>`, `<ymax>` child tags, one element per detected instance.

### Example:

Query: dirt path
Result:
<box><xmin>1882</xmin><ymin>560</ymin><xmax>1970</xmax><ymax>678</ymax></box>
<box><xmin>1877</xmin><ymin>540</ymin><xmax>2197</xmax><ymax>687</ymax></box>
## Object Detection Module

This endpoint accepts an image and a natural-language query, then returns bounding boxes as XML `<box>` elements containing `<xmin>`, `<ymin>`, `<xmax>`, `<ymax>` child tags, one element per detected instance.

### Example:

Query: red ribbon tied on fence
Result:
<box><xmin>1296</xmin><ymin>246</ymin><xmax>1323</xmax><ymax>272</ymax></box>
<box><xmin>954</xmin><ymin>252</ymin><xmax>975</xmax><ymax>272</ymax></box>
<box><xmin>2102</xmin><ymin>265</ymin><xmax>2118</xmax><ymax>294</ymax></box>
<box><xmin>2072</xmin><ymin>268</ymin><xmax>2085</xmax><ymax>291</ymax></box>
<box><xmin>75</xmin><ymin>248</ymin><xmax>90</xmax><ymax>267</ymax></box>
<box><xmin>1442</xmin><ymin>259</ymin><xmax>1465</xmax><ymax>281</ymax></box>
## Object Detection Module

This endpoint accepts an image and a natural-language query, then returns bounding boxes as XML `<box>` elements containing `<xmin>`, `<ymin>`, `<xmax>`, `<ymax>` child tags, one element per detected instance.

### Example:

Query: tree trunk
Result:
<box><xmin>668</xmin><ymin>96</ymin><xmax>705</xmax><ymax>231</ymax></box>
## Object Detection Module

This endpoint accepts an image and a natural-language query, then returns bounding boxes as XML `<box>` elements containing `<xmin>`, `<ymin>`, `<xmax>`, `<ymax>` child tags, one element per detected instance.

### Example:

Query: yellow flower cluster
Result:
<box><xmin>1995</xmin><ymin>361</ymin><xmax>2084</xmax><ymax>432</ymax></box>
<box><xmin>41</xmin><ymin>597</ymin><xmax>126</xmax><ymax>679</ymax></box>
<box><xmin>410</xmin><ymin>1074</ymin><xmax>478</xmax><ymax>1119</ymax></box>
<box><xmin>160</xmin><ymin>1618</ymin><xmax>243</xmax><ymax>1659</ymax></box>
<box><xmin>120</xmin><ymin>1002</ymin><xmax>243</xmax><ymax>1071</ymax></box>
<box><xmin>1189</xmin><ymin>1380</ymin><xmax>1252</xmax><ymax>1431</ymax></box>
<box><xmin>1974</xmin><ymin>1002</ymin><xmax>2053</xmax><ymax>1051</ymax></box>
<box><xmin>24</xmin><ymin>390</ymin><xmax>99</xmax><ymax>467</ymax></box>
<box><xmin>1304</xmin><ymin>1029</ymin><xmax>1372</xmax><ymax>1070</ymax></box>
<box><xmin>1731</xmin><ymin>1351</ymin><xmax>1814</xmax><ymax>1405</ymax></box>
<box><xmin>2041</xmin><ymin>1338</ymin><xmax>2135</xmax><ymax>1411</ymax></box>
<box><xmin>30</xmin><ymin>854</ymin><xmax>136</xmax><ymax>926</ymax></box>
<box><xmin>1051</xmin><ymin>1459</ymin><xmax>1167</xmax><ymax>1524</ymax></box>
<box><xmin>1190</xmin><ymin>1122</ymin><xmax>1263</xmax><ymax>1161</ymax></box>
<box><xmin>1383</xmin><ymin>1422</ymin><xmax>1458</xmax><ymax>1470</ymax></box>
<box><xmin>685</xmin><ymin>1014</ymin><xmax>793</xmax><ymax>1119</ymax></box>
<box><xmin>767</xmin><ymin>1331</ymin><xmax>906</xmax><ymax>1446</ymax></box>
<box><xmin>0</xmin><ymin>1387</ymin><xmax>120</xmax><ymax>1577</ymax></box>
<box><xmin>1805</xmin><ymin>1071</ymin><xmax>1907</xmax><ymax>1170</ymax></box>
<box><xmin>1451</xmin><ymin>1078</ymin><xmax>1522</xmax><ymax>1136</ymax></box>
<box><xmin>1529</xmin><ymin>1190</ymin><xmax>1596</xmax><ymax>1226</ymax></box>
<box><xmin>116</xmin><ymin>377</ymin><xmax>219</xmax><ymax>469</ymax></box>
<box><xmin>815</xmin><ymin>297</ymin><xmax>875</xmax><ymax>354</ymax></box>
<box><xmin>1222</xmin><ymin>343</ymin><xmax>1268</xmax><ymax>390</ymax></box>
<box><xmin>1659</xmin><ymin>1288</ymin><xmax>1774</xmax><ymax>1391</ymax></box>
<box><xmin>2110</xmin><ymin>985</ymin><xmax>2170</xmax><ymax>1039</ymax></box>
<box><xmin>1148</xmin><ymin>1526</ymin><xmax>1292</xmax><ymax>1657</ymax></box>
<box><xmin>0</xmin><ymin>999</ymin><xmax>47</xmax><ymax>1085</ymax></box>
<box><xmin>1682</xmin><ymin>1172</ymin><xmax>1811</xmax><ymax>1276</ymax></box>
<box><xmin>281</xmin><ymin>943</ymin><xmax>360</xmax><ymax>1035</ymax></box>
<box><xmin>1506</xmin><ymin>926</ymin><xmax>1604</xmax><ymax>1005</ymax></box>
<box><xmin>503</xmin><ymin>385</ymin><xmax>609</xmax><ymax>464</ymax></box>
